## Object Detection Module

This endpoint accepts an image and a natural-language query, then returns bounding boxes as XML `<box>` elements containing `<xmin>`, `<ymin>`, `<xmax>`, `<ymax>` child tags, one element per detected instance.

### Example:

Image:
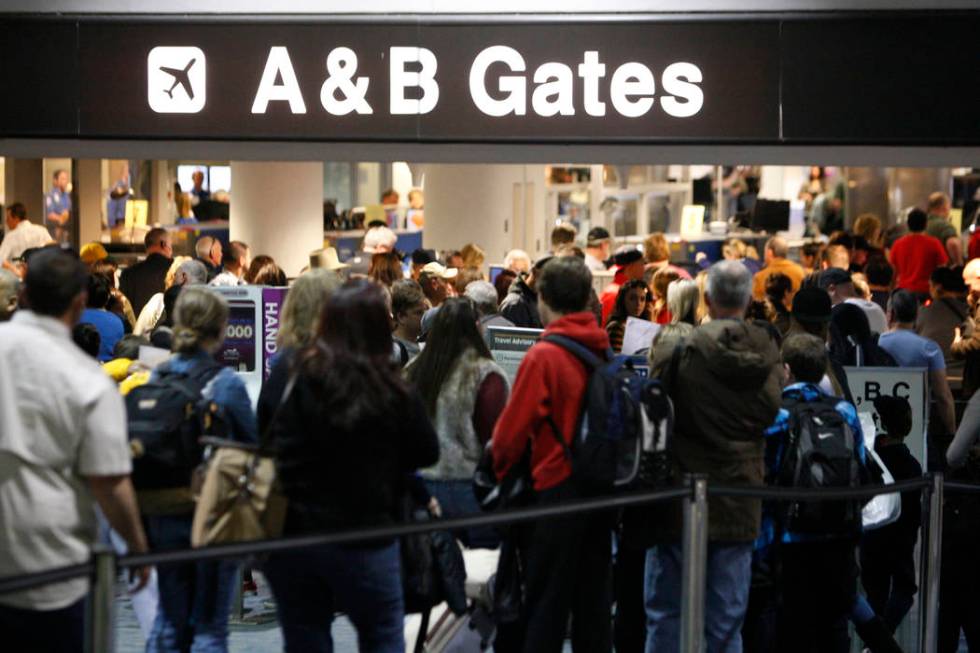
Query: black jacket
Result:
<box><xmin>120</xmin><ymin>253</ymin><xmax>172</xmax><ymax>317</ymax></box>
<box><xmin>499</xmin><ymin>275</ymin><xmax>541</xmax><ymax>329</ymax></box>
<box><xmin>265</xmin><ymin>355</ymin><xmax>439</xmax><ymax>534</ymax></box>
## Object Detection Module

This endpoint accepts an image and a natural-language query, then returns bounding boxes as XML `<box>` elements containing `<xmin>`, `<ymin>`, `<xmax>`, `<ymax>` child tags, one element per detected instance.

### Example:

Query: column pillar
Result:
<box><xmin>4</xmin><ymin>158</ymin><xmax>44</xmax><ymax>225</ymax></box>
<box><xmin>420</xmin><ymin>164</ymin><xmax>546</xmax><ymax>263</ymax></box>
<box><xmin>150</xmin><ymin>160</ymin><xmax>173</xmax><ymax>226</ymax></box>
<box><xmin>76</xmin><ymin>159</ymin><xmax>103</xmax><ymax>245</ymax></box>
<box><xmin>230</xmin><ymin>161</ymin><xmax>323</xmax><ymax>278</ymax></box>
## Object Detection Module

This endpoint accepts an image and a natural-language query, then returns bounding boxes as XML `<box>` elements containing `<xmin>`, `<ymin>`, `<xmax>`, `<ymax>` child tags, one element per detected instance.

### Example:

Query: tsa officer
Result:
<box><xmin>45</xmin><ymin>168</ymin><xmax>72</xmax><ymax>244</ymax></box>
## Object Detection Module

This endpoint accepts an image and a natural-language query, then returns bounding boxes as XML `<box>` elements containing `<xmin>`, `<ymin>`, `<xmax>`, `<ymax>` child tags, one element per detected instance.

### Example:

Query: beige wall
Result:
<box><xmin>229</xmin><ymin>161</ymin><xmax>324</xmax><ymax>277</ymax></box>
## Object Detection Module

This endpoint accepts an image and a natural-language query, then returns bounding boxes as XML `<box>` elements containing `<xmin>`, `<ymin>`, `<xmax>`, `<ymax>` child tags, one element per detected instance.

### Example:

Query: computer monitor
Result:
<box><xmin>750</xmin><ymin>199</ymin><xmax>790</xmax><ymax>233</ymax></box>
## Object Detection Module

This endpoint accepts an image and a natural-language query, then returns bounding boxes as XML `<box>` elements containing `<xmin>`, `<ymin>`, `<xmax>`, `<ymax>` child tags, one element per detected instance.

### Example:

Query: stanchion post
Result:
<box><xmin>921</xmin><ymin>472</ymin><xmax>943</xmax><ymax>653</ymax></box>
<box><xmin>680</xmin><ymin>474</ymin><xmax>708</xmax><ymax>653</ymax></box>
<box><xmin>87</xmin><ymin>546</ymin><xmax>116</xmax><ymax>653</ymax></box>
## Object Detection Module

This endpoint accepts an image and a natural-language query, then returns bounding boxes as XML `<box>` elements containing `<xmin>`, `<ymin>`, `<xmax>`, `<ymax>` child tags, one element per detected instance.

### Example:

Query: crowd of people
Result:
<box><xmin>2</xmin><ymin>189</ymin><xmax>980</xmax><ymax>653</ymax></box>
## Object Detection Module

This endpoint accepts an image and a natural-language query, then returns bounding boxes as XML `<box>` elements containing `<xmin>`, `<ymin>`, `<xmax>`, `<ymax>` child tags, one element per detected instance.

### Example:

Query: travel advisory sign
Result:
<box><xmin>74</xmin><ymin>20</ymin><xmax>779</xmax><ymax>142</ymax></box>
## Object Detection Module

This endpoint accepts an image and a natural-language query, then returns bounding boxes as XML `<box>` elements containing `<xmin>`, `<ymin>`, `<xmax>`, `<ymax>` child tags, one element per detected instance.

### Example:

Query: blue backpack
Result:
<box><xmin>542</xmin><ymin>335</ymin><xmax>674</xmax><ymax>492</ymax></box>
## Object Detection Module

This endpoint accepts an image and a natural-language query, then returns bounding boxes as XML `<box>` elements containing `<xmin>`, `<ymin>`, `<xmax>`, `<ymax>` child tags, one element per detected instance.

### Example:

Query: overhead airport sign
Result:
<box><xmin>3</xmin><ymin>14</ymin><xmax>980</xmax><ymax>144</ymax></box>
<box><xmin>3</xmin><ymin>19</ymin><xmax>779</xmax><ymax>142</ymax></box>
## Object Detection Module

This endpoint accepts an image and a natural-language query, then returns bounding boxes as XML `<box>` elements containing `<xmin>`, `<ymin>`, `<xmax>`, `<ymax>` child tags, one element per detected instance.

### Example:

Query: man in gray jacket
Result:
<box><xmin>646</xmin><ymin>260</ymin><xmax>783</xmax><ymax>653</ymax></box>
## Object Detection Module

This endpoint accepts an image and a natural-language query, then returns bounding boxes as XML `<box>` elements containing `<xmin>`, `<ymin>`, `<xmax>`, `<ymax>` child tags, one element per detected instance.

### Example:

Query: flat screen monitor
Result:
<box><xmin>750</xmin><ymin>199</ymin><xmax>790</xmax><ymax>233</ymax></box>
<box><xmin>692</xmin><ymin>177</ymin><xmax>713</xmax><ymax>206</ymax></box>
<box><xmin>489</xmin><ymin>265</ymin><xmax>506</xmax><ymax>284</ymax></box>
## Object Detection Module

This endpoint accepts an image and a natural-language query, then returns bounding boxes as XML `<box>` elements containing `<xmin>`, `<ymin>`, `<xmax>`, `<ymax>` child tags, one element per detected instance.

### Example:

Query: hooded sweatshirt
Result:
<box><xmin>492</xmin><ymin>312</ymin><xmax>610</xmax><ymax>491</ymax></box>
<box><xmin>661</xmin><ymin>318</ymin><xmax>782</xmax><ymax>542</ymax></box>
<box><xmin>499</xmin><ymin>274</ymin><xmax>542</xmax><ymax>329</ymax></box>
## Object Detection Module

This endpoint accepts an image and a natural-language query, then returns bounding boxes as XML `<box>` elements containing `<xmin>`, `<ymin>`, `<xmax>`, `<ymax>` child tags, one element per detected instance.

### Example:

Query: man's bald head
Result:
<box><xmin>964</xmin><ymin>259</ymin><xmax>980</xmax><ymax>293</ymax></box>
<box><xmin>766</xmin><ymin>237</ymin><xmax>789</xmax><ymax>260</ymax></box>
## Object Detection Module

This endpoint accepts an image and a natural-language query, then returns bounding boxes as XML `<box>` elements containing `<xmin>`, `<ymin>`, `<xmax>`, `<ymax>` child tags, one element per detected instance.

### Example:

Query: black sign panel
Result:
<box><xmin>73</xmin><ymin>19</ymin><xmax>779</xmax><ymax>143</ymax></box>
<box><xmin>3</xmin><ymin>14</ymin><xmax>980</xmax><ymax>145</ymax></box>
<box><xmin>781</xmin><ymin>15</ymin><xmax>980</xmax><ymax>144</ymax></box>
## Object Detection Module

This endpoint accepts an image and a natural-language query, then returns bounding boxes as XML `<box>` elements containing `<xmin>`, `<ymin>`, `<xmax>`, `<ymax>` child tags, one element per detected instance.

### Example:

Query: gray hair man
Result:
<box><xmin>646</xmin><ymin>259</ymin><xmax>782</xmax><ymax>653</ymax></box>
<box><xmin>0</xmin><ymin>268</ymin><xmax>21</xmax><ymax>321</ymax></box>
<box><xmin>464</xmin><ymin>280</ymin><xmax>515</xmax><ymax>333</ymax></box>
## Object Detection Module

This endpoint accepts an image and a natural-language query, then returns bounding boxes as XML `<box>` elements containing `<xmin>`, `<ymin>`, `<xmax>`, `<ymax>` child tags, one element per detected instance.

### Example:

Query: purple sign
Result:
<box><xmin>262</xmin><ymin>287</ymin><xmax>288</xmax><ymax>381</ymax></box>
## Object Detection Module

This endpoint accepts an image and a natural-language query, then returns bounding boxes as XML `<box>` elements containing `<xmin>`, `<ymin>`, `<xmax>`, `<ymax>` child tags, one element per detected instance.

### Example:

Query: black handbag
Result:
<box><xmin>473</xmin><ymin>442</ymin><xmax>534</xmax><ymax>512</ymax></box>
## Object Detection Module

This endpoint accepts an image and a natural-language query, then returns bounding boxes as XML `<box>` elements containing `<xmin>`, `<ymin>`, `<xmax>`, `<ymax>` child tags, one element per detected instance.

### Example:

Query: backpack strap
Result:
<box><xmin>540</xmin><ymin>334</ymin><xmax>605</xmax><ymax>463</ymax></box>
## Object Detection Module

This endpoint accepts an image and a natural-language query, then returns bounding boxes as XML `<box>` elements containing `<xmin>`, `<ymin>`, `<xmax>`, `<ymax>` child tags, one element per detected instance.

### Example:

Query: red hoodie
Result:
<box><xmin>600</xmin><ymin>268</ymin><xmax>629</xmax><ymax>325</ymax></box>
<box><xmin>491</xmin><ymin>312</ymin><xmax>611</xmax><ymax>491</ymax></box>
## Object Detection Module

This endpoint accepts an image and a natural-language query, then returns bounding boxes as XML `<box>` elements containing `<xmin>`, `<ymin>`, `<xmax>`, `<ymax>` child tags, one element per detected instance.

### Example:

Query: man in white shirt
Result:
<box><xmin>0</xmin><ymin>202</ymin><xmax>53</xmax><ymax>264</ymax></box>
<box><xmin>820</xmin><ymin>267</ymin><xmax>888</xmax><ymax>335</ymax></box>
<box><xmin>584</xmin><ymin>226</ymin><xmax>612</xmax><ymax>273</ymax></box>
<box><xmin>0</xmin><ymin>249</ymin><xmax>149</xmax><ymax>650</ymax></box>
<box><xmin>209</xmin><ymin>240</ymin><xmax>251</xmax><ymax>287</ymax></box>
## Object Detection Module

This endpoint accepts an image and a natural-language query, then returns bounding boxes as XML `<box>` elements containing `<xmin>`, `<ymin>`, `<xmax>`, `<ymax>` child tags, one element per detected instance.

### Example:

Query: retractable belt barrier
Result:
<box><xmin>0</xmin><ymin>473</ymin><xmax>970</xmax><ymax>653</ymax></box>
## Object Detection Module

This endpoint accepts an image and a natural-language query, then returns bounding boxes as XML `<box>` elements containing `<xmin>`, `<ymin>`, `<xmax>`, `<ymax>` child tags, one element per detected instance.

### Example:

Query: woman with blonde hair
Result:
<box><xmin>853</xmin><ymin>213</ymin><xmax>883</xmax><ymax>249</ymax></box>
<box><xmin>667</xmin><ymin>278</ymin><xmax>700</xmax><ymax>326</ymax></box>
<box><xmin>143</xmin><ymin>287</ymin><xmax>256</xmax><ymax>652</ymax></box>
<box><xmin>460</xmin><ymin>243</ymin><xmax>486</xmax><ymax>270</ymax></box>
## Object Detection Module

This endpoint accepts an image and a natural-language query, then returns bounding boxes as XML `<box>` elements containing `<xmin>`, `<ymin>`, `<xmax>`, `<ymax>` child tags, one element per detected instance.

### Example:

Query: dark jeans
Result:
<box><xmin>263</xmin><ymin>540</ymin><xmax>404</xmax><ymax>653</ymax></box>
<box><xmin>613</xmin><ymin>543</ymin><xmax>647</xmax><ymax>653</ymax></box>
<box><xmin>741</xmin><ymin>583</ymin><xmax>778</xmax><ymax>653</ymax></box>
<box><xmin>860</xmin><ymin>534</ymin><xmax>918</xmax><ymax>632</ymax></box>
<box><xmin>777</xmin><ymin>539</ymin><xmax>857</xmax><ymax>653</ymax></box>
<box><xmin>938</xmin><ymin>533</ymin><xmax>980</xmax><ymax>652</ymax></box>
<box><xmin>145</xmin><ymin>514</ymin><xmax>240</xmax><ymax>653</ymax></box>
<box><xmin>520</xmin><ymin>481</ymin><xmax>613</xmax><ymax>653</ymax></box>
<box><xmin>424</xmin><ymin>478</ymin><xmax>500</xmax><ymax>549</ymax></box>
<box><xmin>0</xmin><ymin>598</ymin><xmax>85</xmax><ymax>653</ymax></box>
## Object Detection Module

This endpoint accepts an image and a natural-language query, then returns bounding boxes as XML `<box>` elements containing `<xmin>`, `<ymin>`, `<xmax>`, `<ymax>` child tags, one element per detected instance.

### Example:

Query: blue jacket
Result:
<box><xmin>153</xmin><ymin>351</ymin><xmax>258</xmax><ymax>445</ymax></box>
<box><xmin>757</xmin><ymin>382</ymin><xmax>867</xmax><ymax>552</ymax></box>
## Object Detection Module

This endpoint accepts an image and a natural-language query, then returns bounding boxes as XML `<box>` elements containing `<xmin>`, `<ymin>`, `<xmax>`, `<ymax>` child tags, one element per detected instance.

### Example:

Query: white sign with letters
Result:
<box><xmin>844</xmin><ymin>366</ymin><xmax>929</xmax><ymax>468</ymax></box>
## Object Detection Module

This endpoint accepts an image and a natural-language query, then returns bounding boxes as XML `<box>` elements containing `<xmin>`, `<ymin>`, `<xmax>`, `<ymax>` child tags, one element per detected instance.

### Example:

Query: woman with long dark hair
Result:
<box><xmin>263</xmin><ymin>280</ymin><xmax>438</xmax><ymax>652</ymax></box>
<box><xmin>405</xmin><ymin>297</ymin><xmax>509</xmax><ymax>547</ymax></box>
<box><xmin>605</xmin><ymin>279</ymin><xmax>653</xmax><ymax>353</ymax></box>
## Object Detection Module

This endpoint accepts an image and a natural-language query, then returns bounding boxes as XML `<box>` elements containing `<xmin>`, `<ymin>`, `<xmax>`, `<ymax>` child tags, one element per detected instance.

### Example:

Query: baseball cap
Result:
<box><xmin>411</xmin><ymin>248</ymin><xmax>437</xmax><ymax>266</ymax></box>
<box><xmin>362</xmin><ymin>226</ymin><xmax>398</xmax><ymax>254</ymax></box>
<box><xmin>613</xmin><ymin>246</ymin><xmax>643</xmax><ymax>267</ymax></box>
<box><xmin>80</xmin><ymin>242</ymin><xmax>109</xmax><ymax>265</ymax></box>
<box><xmin>818</xmin><ymin>267</ymin><xmax>852</xmax><ymax>289</ymax></box>
<box><xmin>792</xmin><ymin>287</ymin><xmax>833</xmax><ymax>323</ymax></box>
<box><xmin>587</xmin><ymin>227</ymin><xmax>611</xmax><ymax>246</ymax></box>
<box><xmin>421</xmin><ymin>261</ymin><xmax>458</xmax><ymax>280</ymax></box>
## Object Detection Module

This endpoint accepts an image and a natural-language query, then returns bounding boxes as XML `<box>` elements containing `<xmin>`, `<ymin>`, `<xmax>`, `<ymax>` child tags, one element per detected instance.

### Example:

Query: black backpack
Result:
<box><xmin>126</xmin><ymin>359</ymin><xmax>224</xmax><ymax>490</ymax></box>
<box><xmin>542</xmin><ymin>334</ymin><xmax>674</xmax><ymax>493</ymax></box>
<box><xmin>776</xmin><ymin>395</ymin><xmax>864</xmax><ymax>536</ymax></box>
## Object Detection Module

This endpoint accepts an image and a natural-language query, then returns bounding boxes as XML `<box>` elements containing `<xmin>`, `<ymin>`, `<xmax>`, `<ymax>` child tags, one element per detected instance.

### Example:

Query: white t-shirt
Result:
<box><xmin>0</xmin><ymin>311</ymin><xmax>131</xmax><ymax>610</ymax></box>
<box><xmin>0</xmin><ymin>220</ymin><xmax>52</xmax><ymax>262</ymax></box>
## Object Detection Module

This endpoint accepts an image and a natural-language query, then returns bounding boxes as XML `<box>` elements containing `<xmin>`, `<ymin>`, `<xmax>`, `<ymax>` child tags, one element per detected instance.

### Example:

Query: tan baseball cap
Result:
<box><xmin>421</xmin><ymin>261</ymin><xmax>458</xmax><ymax>279</ymax></box>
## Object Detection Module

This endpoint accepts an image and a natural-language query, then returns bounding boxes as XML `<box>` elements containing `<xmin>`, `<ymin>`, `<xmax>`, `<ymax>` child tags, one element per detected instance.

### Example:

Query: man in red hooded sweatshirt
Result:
<box><xmin>492</xmin><ymin>256</ymin><xmax>613</xmax><ymax>653</ymax></box>
<box><xmin>600</xmin><ymin>246</ymin><xmax>646</xmax><ymax>325</ymax></box>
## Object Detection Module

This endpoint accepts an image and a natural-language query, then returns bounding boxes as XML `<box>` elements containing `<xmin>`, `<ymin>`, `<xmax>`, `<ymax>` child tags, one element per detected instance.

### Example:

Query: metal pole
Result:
<box><xmin>87</xmin><ymin>546</ymin><xmax>116</xmax><ymax>653</ymax></box>
<box><xmin>921</xmin><ymin>473</ymin><xmax>943</xmax><ymax>653</ymax></box>
<box><xmin>681</xmin><ymin>474</ymin><xmax>709</xmax><ymax>653</ymax></box>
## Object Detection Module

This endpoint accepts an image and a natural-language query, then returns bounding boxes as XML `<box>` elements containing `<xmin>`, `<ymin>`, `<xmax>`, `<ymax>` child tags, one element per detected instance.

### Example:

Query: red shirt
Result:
<box><xmin>492</xmin><ymin>312</ymin><xmax>610</xmax><ymax>491</ymax></box>
<box><xmin>969</xmin><ymin>231</ymin><xmax>980</xmax><ymax>262</ymax></box>
<box><xmin>890</xmin><ymin>233</ymin><xmax>948</xmax><ymax>295</ymax></box>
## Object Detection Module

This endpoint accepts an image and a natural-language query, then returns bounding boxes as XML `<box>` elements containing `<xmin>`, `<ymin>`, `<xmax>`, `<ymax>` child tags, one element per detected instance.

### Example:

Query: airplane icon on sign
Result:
<box><xmin>147</xmin><ymin>46</ymin><xmax>206</xmax><ymax>113</ymax></box>
<box><xmin>160</xmin><ymin>58</ymin><xmax>197</xmax><ymax>100</ymax></box>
